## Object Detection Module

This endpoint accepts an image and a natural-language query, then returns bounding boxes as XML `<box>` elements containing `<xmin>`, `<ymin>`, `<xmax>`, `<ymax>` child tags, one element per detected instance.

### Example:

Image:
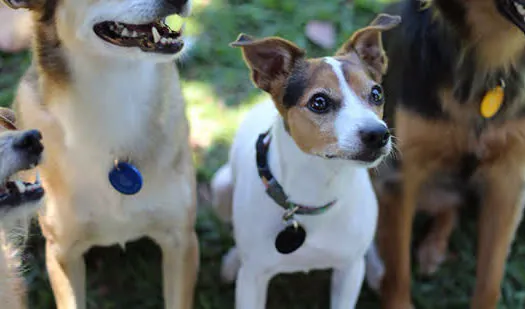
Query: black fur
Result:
<box><xmin>381</xmin><ymin>0</ymin><xmax>525</xmax><ymax>127</ymax></box>
<box><xmin>282</xmin><ymin>60</ymin><xmax>310</xmax><ymax>108</ymax></box>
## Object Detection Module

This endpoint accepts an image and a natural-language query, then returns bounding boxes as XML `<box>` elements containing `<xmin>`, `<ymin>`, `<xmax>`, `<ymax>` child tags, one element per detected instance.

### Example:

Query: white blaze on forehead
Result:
<box><xmin>323</xmin><ymin>57</ymin><xmax>364</xmax><ymax>111</ymax></box>
<box><xmin>323</xmin><ymin>57</ymin><xmax>385</xmax><ymax>150</ymax></box>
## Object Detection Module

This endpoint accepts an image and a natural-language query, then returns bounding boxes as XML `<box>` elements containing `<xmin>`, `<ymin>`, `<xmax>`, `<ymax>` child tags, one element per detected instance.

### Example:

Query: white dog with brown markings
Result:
<box><xmin>211</xmin><ymin>14</ymin><xmax>401</xmax><ymax>309</ymax></box>
<box><xmin>0</xmin><ymin>108</ymin><xmax>44</xmax><ymax>309</ymax></box>
<box><xmin>2</xmin><ymin>0</ymin><xmax>198</xmax><ymax>308</ymax></box>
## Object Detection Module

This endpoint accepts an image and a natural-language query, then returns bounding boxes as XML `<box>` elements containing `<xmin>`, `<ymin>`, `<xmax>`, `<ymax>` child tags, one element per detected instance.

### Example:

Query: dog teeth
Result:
<box><xmin>131</xmin><ymin>31</ymin><xmax>138</xmax><ymax>37</ymax></box>
<box><xmin>515</xmin><ymin>2</ymin><xmax>525</xmax><ymax>15</ymax></box>
<box><xmin>121</xmin><ymin>28</ymin><xmax>130</xmax><ymax>37</ymax></box>
<box><xmin>14</xmin><ymin>180</ymin><xmax>25</xmax><ymax>193</ymax></box>
<box><xmin>160</xmin><ymin>37</ymin><xmax>168</xmax><ymax>44</ymax></box>
<box><xmin>35</xmin><ymin>171</ymin><xmax>41</xmax><ymax>185</ymax></box>
<box><xmin>152</xmin><ymin>27</ymin><xmax>161</xmax><ymax>43</ymax></box>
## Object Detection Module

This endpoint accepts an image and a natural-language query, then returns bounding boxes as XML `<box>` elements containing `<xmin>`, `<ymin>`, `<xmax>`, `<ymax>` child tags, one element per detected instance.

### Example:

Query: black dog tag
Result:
<box><xmin>275</xmin><ymin>221</ymin><xmax>306</xmax><ymax>254</ymax></box>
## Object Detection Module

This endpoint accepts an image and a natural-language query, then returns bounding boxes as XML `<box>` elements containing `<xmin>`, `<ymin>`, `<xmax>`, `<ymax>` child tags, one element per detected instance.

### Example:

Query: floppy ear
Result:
<box><xmin>337</xmin><ymin>14</ymin><xmax>401</xmax><ymax>81</ymax></box>
<box><xmin>231</xmin><ymin>33</ymin><xmax>305</xmax><ymax>92</ymax></box>
<box><xmin>2</xmin><ymin>0</ymin><xmax>35</xmax><ymax>9</ymax></box>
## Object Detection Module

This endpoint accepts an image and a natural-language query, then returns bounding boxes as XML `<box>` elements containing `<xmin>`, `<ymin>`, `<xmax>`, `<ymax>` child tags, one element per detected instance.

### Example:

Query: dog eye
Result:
<box><xmin>369</xmin><ymin>85</ymin><xmax>384</xmax><ymax>105</ymax></box>
<box><xmin>307</xmin><ymin>94</ymin><xmax>332</xmax><ymax>114</ymax></box>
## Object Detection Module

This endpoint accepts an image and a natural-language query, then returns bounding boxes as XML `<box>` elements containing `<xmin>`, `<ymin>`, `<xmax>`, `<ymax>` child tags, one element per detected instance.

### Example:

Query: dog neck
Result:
<box><xmin>266</xmin><ymin>117</ymin><xmax>358</xmax><ymax>207</ymax></box>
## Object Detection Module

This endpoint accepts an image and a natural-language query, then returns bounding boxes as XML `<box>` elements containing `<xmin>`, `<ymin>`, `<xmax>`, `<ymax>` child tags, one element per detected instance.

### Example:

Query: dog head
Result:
<box><xmin>0</xmin><ymin>108</ymin><xmax>44</xmax><ymax>221</ymax></box>
<box><xmin>2</xmin><ymin>0</ymin><xmax>191</xmax><ymax>61</ymax></box>
<box><xmin>232</xmin><ymin>14</ymin><xmax>401</xmax><ymax>167</ymax></box>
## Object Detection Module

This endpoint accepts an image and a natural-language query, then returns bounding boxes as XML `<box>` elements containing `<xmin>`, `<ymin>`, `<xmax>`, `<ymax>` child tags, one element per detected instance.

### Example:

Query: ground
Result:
<box><xmin>1</xmin><ymin>0</ymin><xmax>525</xmax><ymax>308</ymax></box>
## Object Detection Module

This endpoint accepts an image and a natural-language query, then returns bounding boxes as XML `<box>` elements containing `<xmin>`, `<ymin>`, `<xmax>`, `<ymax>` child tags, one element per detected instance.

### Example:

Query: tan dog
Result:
<box><xmin>0</xmin><ymin>108</ymin><xmax>44</xmax><ymax>309</ymax></box>
<box><xmin>3</xmin><ymin>0</ymin><xmax>198</xmax><ymax>307</ymax></box>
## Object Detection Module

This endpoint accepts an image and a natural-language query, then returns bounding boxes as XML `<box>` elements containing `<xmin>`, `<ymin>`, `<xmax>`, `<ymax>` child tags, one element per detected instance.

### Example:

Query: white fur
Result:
<box><xmin>213</xmin><ymin>98</ymin><xmax>382</xmax><ymax>309</ymax></box>
<box><xmin>324</xmin><ymin>57</ymin><xmax>391</xmax><ymax>167</ymax></box>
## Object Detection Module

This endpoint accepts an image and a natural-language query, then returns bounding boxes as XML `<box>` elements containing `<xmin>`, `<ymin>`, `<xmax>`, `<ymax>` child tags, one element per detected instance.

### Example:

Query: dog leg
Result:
<box><xmin>331</xmin><ymin>258</ymin><xmax>365</xmax><ymax>309</ymax></box>
<box><xmin>155</xmin><ymin>230</ymin><xmax>199</xmax><ymax>309</ymax></box>
<box><xmin>45</xmin><ymin>241</ymin><xmax>86</xmax><ymax>309</ymax></box>
<box><xmin>235</xmin><ymin>262</ymin><xmax>273</xmax><ymax>309</ymax></box>
<box><xmin>471</xmin><ymin>165</ymin><xmax>524</xmax><ymax>309</ymax></box>
<box><xmin>379</xmin><ymin>163</ymin><xmax>431</xmax><ymax>309</ymax></box>
<box><xmin>221</xmin><ymin>247</ymin><xmax>241</xmax><ymax>283</ymax></box>
<box><xmin>365</xmin><ymin>242</ymin><xmax>385</xmax><ymax>293</ymax></box>
<box><xmin>417</xmin><ymin>208</ymin><xmax>457</xmax><ymax>275</ymax></box>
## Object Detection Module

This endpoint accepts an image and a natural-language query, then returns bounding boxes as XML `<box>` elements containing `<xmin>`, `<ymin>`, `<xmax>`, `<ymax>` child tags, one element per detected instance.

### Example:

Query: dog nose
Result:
<box><xmin>14</xmin><ymin>129</ymin><xmax>44</xmax><ymax>156</ymax></box>
<box><xmin>359</xmin><ymin>125</ymin><xmax>390</xmax><ymax>149</ymax></box>
<box><xmin>166</xmin><ymin>0</ymin><xmax>190</xmax><ymax>15</ymax></box>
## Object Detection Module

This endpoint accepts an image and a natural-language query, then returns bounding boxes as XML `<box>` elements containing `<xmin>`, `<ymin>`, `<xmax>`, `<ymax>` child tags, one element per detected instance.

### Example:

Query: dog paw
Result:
<box><xmin>220</xmin><ymin>248</ymin><xmax>241</xmax><ymax>283</ymax></box>
<box><xmin>417</xmin><ymin>238</ymin><xmax>447</xmax><ymax>276</ymax></box>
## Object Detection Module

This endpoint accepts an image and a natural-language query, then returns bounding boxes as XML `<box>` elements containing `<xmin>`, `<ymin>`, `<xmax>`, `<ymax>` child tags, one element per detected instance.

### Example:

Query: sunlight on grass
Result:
<box><xmin>184</xmin><ymin>80</ymin><xmax>268</xmax><ymax>148</ymax></box>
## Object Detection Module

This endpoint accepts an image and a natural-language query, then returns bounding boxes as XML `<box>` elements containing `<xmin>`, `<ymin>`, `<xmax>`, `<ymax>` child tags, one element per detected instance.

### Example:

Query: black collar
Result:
<box><xmin>255</xmin><ymin>130</ymin><xmax>336</xmax><ymax>217</ymax></box>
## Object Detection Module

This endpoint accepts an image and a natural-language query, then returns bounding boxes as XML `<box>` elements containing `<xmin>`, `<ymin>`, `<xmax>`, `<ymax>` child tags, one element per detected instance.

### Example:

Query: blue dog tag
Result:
<box><xmin>109</xmin><ymin>161</ymin><xmax>143</xmax><ymax>195</ymax></box>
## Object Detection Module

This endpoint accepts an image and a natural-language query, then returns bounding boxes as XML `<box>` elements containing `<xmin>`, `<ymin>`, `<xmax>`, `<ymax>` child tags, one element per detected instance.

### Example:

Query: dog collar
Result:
<box><xmin>255</xmin><ymin>130</ymin><xmax>337</xmax><ymax>216</ymax></box>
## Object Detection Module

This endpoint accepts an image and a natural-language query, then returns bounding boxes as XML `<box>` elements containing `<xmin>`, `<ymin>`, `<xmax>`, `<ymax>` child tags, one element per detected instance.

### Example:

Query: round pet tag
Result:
<box><xmin>109</xmin><ymin>161</ymin><xmax>143</xmax><ymax>195</ymax></box>
<box><xmin>275</xmin><ymin>222</ymin><xmax>306</xmax><ymax>255</ymax></box>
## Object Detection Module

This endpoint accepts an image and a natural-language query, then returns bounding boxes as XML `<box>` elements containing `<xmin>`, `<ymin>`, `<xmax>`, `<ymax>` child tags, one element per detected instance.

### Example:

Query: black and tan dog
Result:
<box><xmin>367</xmin><ymin>0</ymin><xmax>525</xmax><ymax>308</ymax></box>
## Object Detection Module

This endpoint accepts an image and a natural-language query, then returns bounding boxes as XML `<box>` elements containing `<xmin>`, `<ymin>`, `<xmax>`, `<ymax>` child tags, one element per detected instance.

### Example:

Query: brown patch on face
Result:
<box><xmin>233</xmin><ymin>14</ymin><xmax>399</xmax><ymax>156</ymax></box>
<box><xmin>282</xmin><ymin>56</ymin><xmax>385</xmax><ymax>156</ymax></box>
<box><xmin>281</xmin><ymin>59</ymin><xmax>340</xmax><ymax>154</ymax></box>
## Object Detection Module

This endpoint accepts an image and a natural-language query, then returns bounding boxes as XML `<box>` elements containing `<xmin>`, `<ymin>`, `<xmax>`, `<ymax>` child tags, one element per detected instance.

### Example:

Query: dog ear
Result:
<box><xmin>2</xmin><ymin>0</ymin><xmax>34</xmax><ymax>9</ymax></box>
<box><xmin>231</xmin><ymin>33</ymin><xmax>305</xmax><ymax>92</ymax></box>
<box><xmin>337</xmin><ymin>14</ymin><xmax>401</xmax><ymax>81</ymax></box>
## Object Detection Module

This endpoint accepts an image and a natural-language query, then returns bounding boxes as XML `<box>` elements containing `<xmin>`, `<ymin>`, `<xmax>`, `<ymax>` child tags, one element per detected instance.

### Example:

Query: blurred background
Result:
<box><xmin>1</xmin><ymin>0</ymin><xmax>525</xmax><ymax>308</ymax></box>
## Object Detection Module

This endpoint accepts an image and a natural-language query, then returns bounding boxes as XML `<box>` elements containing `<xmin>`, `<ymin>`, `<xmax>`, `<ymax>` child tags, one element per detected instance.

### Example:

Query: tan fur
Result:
<box><xmin>374</xmin><ymin>1</ymin><xmax>525</xmax><ymax>306</ymax></box>
<box><xmin>6</xmin><ymin>0</ymin><xmax>198</xmax><ymax>307</ymax></box>
<box><xmin>231</xmin><ymin>15</ymin><xmax>401</xmax><ymax>158</ymax></box>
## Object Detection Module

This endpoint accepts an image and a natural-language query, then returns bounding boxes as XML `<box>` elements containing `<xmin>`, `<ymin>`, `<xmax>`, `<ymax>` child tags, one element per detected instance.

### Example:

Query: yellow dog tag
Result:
<box><xmin>480</xmin><ymin>85</ymin><xmax>504</xmax><ymax>119</ymax></box>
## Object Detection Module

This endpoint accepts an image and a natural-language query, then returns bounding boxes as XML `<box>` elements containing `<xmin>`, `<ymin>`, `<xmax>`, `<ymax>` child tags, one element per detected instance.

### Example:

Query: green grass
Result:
<box><xmin>0</xmin><ymin>0</ymin><xmax>524</xmax><ymax>308</ymax></box>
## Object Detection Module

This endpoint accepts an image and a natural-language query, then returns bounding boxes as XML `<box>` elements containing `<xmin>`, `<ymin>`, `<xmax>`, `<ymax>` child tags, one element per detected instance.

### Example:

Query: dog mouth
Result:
<box><xmin>325</xmin><ymin>150</ymin><xmax>387</xmax><ymax>165</ymax></box>
<box><xmin>0</xmin><ymin>171</ymin><xmax>44</xmax><ymax>209</ymax></box>
<box><xmin>497</xmin><ymin>0</ymin><xmax>525</xmax><ymax>34</ymax></box>
<box><xmin>93</xmin><ymin>18</ymin><xmax>184</xmax><ymax>54</ymax></box>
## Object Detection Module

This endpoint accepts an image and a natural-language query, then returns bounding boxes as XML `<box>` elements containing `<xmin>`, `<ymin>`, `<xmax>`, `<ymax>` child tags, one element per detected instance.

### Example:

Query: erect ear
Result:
<box><xmin>2</xmin><ymin>0</ymin><xmax>36</xmax><ymax>9</ymax></box>
<box><xmin>337</xmin><ymin>14</ymin><xmax>401</xmax><ymax>81</ymax></box>
<box><xmin>231</xmin><ymin>33</ymin><xmax>306</xmax><ymax>92</ymax></box>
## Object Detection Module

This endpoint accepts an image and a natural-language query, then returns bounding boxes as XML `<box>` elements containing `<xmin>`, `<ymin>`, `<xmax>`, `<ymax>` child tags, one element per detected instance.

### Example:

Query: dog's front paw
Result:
<box><xmin>220</xmin><ymin>248</ymin><xmax>241</xmax><ymax>283</ymax></box>
<box><xmin>417</xmin><ymin>238</ymin><xmax>447</xmax><ymax>276</ymax></box>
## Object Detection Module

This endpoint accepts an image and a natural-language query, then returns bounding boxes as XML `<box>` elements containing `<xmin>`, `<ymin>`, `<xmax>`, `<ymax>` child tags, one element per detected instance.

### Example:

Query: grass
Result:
<box><xmin>0</xmin><ymin>0</ymin><xmax>524</xmax><ymax>308</ymax></box>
